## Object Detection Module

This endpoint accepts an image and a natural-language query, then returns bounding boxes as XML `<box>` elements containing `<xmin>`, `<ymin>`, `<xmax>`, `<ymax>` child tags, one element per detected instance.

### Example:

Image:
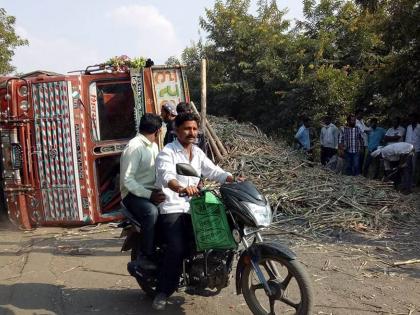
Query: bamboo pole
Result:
<box><xmin>190</xmin><ymin>101</ymin><xmax>222</xmax><ymax>160</ymax></box>
<box><xmin>393</xmin><ymin>259</ymin><xmax>420</xmax><ymax>266</ymax></box>
<box><xmin>201</xmin><ymin>59</ymin><xmax>207</xmax><ymax>139</ymax></box>
<box><xmin>190</xmin><ymin>101</ymin><xmax>228</xmax><ymax>156</ymax></box>
<box><xmin>205</xmin><ymin>122</ymin><xmax>228</xmax><ymax>156</ymax></box>
<box><xmin>207</xmin><ymin>130</ymin><xmax>223</xmax><ymax>162</ymax></box>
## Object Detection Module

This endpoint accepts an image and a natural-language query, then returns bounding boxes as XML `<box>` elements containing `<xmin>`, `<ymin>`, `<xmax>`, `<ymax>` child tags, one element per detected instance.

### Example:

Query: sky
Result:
<box><xmin>1</xmin><ymin>0</ymin><xmax>303</xmax><ymax>74</ymax></box>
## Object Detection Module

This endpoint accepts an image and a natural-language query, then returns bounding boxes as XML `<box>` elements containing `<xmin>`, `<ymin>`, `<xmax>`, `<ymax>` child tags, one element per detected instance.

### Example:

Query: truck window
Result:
<box><xmin>91</xmin><ymin>81</ymin><xmax>136</xmax><ymax>141</ymax></box>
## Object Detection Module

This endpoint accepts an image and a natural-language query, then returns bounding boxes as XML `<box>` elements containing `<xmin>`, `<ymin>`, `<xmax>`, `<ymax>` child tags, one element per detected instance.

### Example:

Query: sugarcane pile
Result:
<box><xmin>207</xmin><ymin>116</ymin><xmax>416</xmax><ymax>236</ymax></box>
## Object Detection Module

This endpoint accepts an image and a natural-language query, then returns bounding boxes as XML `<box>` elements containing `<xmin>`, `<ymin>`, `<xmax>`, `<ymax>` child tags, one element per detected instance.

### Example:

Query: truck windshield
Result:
<box><xmin>91</xmin><ymin>81</ymin><xmax>136</xmax><ymax>141</ymax></box>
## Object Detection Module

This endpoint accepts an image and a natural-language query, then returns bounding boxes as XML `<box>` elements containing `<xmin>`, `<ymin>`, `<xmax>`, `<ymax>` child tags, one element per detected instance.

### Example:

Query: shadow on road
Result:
<box><xmin>0</xmin><ymin>233</ymin><xmax>126</xmax><ymax>257</ymax></box>
<box><xmin>0</xmin><ymin>283</ymin><xmax>187</xmax><ymax>315</ymax></box>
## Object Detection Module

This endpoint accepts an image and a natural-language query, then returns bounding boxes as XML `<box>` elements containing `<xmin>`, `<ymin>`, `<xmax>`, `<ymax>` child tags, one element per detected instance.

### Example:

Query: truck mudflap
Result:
<box><xmin>235</xmin><ymin>241</ymin><xmax>296</xmax><ymax>295</ymax></box>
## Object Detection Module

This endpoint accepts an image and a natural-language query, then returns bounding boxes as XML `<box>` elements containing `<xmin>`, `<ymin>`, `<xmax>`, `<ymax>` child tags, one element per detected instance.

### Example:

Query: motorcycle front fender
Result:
<box><xmin>235</xmin><ymin>241</ymin><xmax>296</xmax><ymax>295</ymax></box>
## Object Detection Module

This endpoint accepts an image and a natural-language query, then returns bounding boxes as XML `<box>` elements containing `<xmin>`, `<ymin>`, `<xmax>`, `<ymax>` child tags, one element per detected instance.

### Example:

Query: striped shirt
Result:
<box><xmin>339</xmin><ymin>126</ymin><xmax>363</xmax><ymax>153</ymax></box>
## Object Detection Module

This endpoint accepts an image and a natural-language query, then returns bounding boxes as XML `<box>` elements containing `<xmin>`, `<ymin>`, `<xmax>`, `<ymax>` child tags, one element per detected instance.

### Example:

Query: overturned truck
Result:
<box><xmin>0</xmin><ymin>65</ymin><xmax>190</xmax><ymax>229</ymax></box>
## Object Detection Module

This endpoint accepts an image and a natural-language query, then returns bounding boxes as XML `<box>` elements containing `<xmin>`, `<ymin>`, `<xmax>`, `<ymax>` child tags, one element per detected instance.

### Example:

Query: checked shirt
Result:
<box><xmin>339</xmin><ymin>126</ymin><xmax>364</xmax><ymax>153</ymax></box>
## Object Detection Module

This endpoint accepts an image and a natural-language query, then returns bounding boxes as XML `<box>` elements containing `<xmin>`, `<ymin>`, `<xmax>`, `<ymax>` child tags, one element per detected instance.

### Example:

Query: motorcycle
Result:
<box><xmin>120</xmin><ymin>163</ymin><xmax>313</xmax><ymax>314</ymax></box>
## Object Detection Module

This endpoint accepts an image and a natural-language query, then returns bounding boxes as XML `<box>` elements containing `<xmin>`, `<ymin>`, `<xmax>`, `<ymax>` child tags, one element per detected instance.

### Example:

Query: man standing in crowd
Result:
<box><xmin>385</xmin><ymin>117</ymin><xmax>405</xmax><ymax>144</ymax></box>
<box><xmin>295</xmin><ymin>117</ymin><xmax>311</xmax><ymax>152</ymax></box>
<box><xmin>176</xmin><ymin>102</ymin><xmax>193</xmax><ymax>114</ymax></box>
<box><xmin>320</xmin><ymin>115</ymin><xmax>338</xmax><ymax>165</ymax></box>
<box><xmin>405</xmin><ymin>113</ymin><xmax>420</xmax><ymax>187</ymax></box>
<box><xmin>363</xmin><ymin>118</ymin><xmax>386</xmax><ymax>177</ymax></box>
<box><xmin>371</xmin><ymin>142</ymin><xmax>415</xmax><ymax>194</ymax></box>
<box><xmin>161</xmin><ymin>102</ymin><xmax>178</xmax><ymax>145</ymax></box>
<box><xmin>356</xmin><ymin>110</ymin><xmax>369</xmax><ymax>173</ymax></box>
<box><xmin>339</xmin><ymin>114</ymin><xmax>364</xmax><ymax>176</ymax></box>
<box><xmin>120</xmin><ymin>114</ymin><xmax>166</xmax><ymax>270</ymax></box>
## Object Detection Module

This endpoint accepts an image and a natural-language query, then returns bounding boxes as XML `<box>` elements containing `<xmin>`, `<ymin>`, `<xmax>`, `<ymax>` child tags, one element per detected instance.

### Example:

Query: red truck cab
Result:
<box><xmin>0</xmin><ymin>65</ymin><xmax>190</xmax><ymax>229</ymax></box>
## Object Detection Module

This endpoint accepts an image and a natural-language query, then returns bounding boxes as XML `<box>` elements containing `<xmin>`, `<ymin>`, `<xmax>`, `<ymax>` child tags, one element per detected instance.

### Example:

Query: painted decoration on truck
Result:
<box><xmin>151</xmin><ymin>68</ymin><xmax>186</xmax><ymax>110</ymax></box>
<box><xmin>130</xmin><ymin>68</ymin><xmax>145</xmax><ymax>130</ymax></box>
<box><xmin>88</xmin><ymin>82</ymin><xmax>100</xmax><ymax>141</ymax></box>
<box><xmin>32</xmin><ymin>81</ymin><xmax>81</xmax><ymax>221</ymax></box>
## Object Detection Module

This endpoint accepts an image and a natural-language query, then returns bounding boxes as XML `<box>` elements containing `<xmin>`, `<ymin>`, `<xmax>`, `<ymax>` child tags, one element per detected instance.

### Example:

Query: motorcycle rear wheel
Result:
<box><xmin>130</xmin><ymin>247</ymin><xmax>157</xmax><ymax>298</ymax></box>
<box><xmin>241</xmin><ymin>254</ymin><xmax>313</xmax><ymax>315</ymax></box>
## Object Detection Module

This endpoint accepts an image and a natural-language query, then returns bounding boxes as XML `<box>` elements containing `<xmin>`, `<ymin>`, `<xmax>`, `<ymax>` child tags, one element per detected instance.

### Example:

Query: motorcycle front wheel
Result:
<box><xmin>241</xmin><ymin>254</ymin><xmax>313</xmax><ymax>315</ymax></box>
<box><xmin>130</xmin><ymin>247</ymin><xmax>157</xmax><ymax>298</ymax></box>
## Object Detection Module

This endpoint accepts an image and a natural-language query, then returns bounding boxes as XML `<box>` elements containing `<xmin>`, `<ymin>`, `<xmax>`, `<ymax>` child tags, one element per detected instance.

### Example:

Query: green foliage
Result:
<box><xmin>181</xmin><ymin>0</ymin><xmax>419</xmax><ymax>134</ymax></box>
<box><xmin>105</xmin><ymin>55</ymin><xmax>146</xmax><ymax>71</ymax></box>
<box><xmin>0</xmin><ymin>8</ymin><xmax>28</xmax><ymax>75</ymax></box>
<box><xmin>165</xmin><ymin>56</ymin><xmax>181</xmax><ymax>66</ymax></box>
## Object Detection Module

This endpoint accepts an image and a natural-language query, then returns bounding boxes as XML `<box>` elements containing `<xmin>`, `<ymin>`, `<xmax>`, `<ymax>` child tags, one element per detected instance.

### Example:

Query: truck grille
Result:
<box><xmin>32</xmin><ymin>81</ymin><xmax>79</xmax><ymax>221</ymax></box>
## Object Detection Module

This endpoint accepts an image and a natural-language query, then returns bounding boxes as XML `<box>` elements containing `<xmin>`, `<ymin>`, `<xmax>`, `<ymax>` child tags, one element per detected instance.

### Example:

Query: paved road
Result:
<box><xmin>0</xmin><ymin>223</ymin><xmax>250</xmax><ymax>315</ymax></box>
<box><xmin>1</xmin><ymin>221</ymin><xmax>419</xmax><ymax>315</ymax></box>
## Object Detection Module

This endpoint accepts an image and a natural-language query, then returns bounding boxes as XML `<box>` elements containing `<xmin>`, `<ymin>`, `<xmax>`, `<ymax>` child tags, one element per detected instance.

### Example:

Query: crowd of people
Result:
<box><xmin>295</xmin><ymin>111</ymin><xmax>420</xmax><ymax>194</ymax></box>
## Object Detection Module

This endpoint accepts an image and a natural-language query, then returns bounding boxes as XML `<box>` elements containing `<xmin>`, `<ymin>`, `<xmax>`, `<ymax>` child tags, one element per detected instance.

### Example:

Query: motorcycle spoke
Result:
<box><xmin>250</xmin><ymin>283</ymin><xmax>265</xmax><ymax>292</ymax></box>
<box><xmin>281</xmin><ymin>272</ymin><xmax>293</xmax><ymax>289</ymax></box>
<box><xmin>262</xmin><ymin>261</ymin><xmax>277</xmax><ymax>280</ymax></box>
<box><xmin>279</xmin><ymin>296</ymin><xmax>300</xmax><ymax>310</ymax></box>
<box><xmin>269</xmin><ymin>297</ymin><xmax>276</xmax><ymax>315</ymax></box>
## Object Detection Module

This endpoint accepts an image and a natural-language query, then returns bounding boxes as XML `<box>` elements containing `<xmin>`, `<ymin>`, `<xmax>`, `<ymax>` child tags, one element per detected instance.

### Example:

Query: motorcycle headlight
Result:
<box><xmin>243</xmin><ymin>200</ymin><xmax>272</xmax><ymax>227</ymax></box>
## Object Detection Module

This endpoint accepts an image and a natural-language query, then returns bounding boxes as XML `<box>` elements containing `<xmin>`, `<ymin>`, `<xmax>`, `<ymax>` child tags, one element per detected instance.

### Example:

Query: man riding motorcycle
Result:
<box><xmin>152</xmin><ymin>112</ymin><xmax>235</xmax><ymax>310</ymax></box>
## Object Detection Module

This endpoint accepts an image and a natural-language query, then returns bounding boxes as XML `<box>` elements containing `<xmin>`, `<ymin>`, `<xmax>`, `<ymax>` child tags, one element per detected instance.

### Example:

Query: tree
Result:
<box><xmin>165</xmin><ymin>56</ymin><xmax>181</xmax><ymax>66</ymax></box>
<box><xmin>0</xmin><ymin>8</ymin><xmax>28</xmax><ymax>74</ymax></box>
<box><xmin>375</xmin><ymin>0</ymin><xmax>420</xmax><ymax>115</ymax></box>
<box><xmin>181</xmin><ymin>0</ymin><xmax>418</xmax><ymax>136</ymax></box>
<box><xmin>197</xmin><ymin>0</ymin><xmax>292</xmax><ymax>122</ymax></box>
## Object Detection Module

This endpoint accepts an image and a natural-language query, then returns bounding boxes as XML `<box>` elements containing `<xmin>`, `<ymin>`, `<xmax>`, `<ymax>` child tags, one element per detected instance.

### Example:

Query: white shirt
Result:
<box><xmin>320</xmin><ymin>123</ymin><xmax>339</xmax><ymax>149</ymax></box>
<box><xmin>356</xmin><ymin>119</ymin><xmax>369</xmax><ymax>146</ymax></box>
<box><xmin>120</xmin><ymin>134</ymin><xmax>159</xmax><ymax>199</ymax></box>
<box><xmin>155</xmin><ymin>139</ymin><xmax>231</xmax><ymax>215</ymax></box>
<box><xmin>385</xmin><ymin>126</ymin><xmax>406</xmax><ymax>143</ymax></box>
<box><xmin>405</xmin><ymin>123</ymin><xmax>420</xmax><ymax>152</ymax></box>
<box><xmin>374</xmin><ymin>142</ymin><xmax>414</xmax><ymax>161</ymax></box>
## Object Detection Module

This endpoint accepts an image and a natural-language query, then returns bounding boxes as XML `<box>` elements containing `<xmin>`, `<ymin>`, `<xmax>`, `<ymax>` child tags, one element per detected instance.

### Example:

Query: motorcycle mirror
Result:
<box><xmin>176</xmin><ymin>163</ymin><xmax>199</xmax><ymax>177</ymax></box>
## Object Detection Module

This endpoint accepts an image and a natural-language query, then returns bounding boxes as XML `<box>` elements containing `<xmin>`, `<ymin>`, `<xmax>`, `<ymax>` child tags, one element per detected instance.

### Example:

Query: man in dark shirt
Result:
<box><xmin>161</xmin><ymin>103</ymin><xmax>177</xmax><ymax>145</ymax></box>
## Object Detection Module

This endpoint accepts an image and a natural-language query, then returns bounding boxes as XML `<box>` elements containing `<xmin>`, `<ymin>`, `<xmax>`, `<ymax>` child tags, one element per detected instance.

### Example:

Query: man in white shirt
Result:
<box><xmin>152</xmin><ymin>112</ymin><xmax>234</xmax><ymax>310</ymax></box>
<box><xmin>405</xmin><ymin>113</ymin><xmax>420</xmax><ymax>187</ymax></box>
<box><xmin>320</xmin><ymin>115</ymin><xmax>338</xmax><ymax>165</ymax></box>
<box><xmin>371</xmin><ymin>142</ymin><xmax>415</xmax><ymax>193</ymax></box>
<box><xmin>385</xmin><ymin>117</ymin><xmax>406</xmax><ymax>144</ymax></box>
<box><xmin>120</xmin><ymin>114</ymin><xmax>166</xmax><ymax>270</ymax></box>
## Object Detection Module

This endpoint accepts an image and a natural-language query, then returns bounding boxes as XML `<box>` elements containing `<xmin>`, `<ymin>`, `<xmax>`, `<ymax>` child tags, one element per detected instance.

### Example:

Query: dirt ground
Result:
<box><xmin>0</xmin><ymin>201</ymin><xmax>419</xmax><ymax>315</ymax></box>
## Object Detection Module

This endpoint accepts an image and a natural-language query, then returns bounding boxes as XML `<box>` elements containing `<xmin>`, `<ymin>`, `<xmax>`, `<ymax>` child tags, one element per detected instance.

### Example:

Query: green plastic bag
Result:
<box><xmin>190</xmin><ymin>191</ymin><xmax>237</xmax><ymax>251</ymax></box>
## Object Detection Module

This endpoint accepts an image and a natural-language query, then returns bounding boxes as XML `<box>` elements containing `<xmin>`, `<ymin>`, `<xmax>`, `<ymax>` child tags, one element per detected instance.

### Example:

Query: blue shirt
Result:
<box><xmin>295</xmin><ymin>125</ymin><xmax>310</xmax><ymax>150</ymax></box>
<box><xmin>368</xmin><ymin>127</ymin><xmax>386</xmax><ymax>152</ymax></box>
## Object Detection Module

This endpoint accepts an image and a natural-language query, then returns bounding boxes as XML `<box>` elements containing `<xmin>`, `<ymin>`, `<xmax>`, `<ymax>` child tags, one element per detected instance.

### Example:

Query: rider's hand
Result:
<box><xmin>226</xmin><ymin>175</ymin><xmax>245</xmax><ymax>183</ymax></box>
<box><xmin>179</xmin><ymin>186</ymin><xmax>200</xmax><ymax>197</ymax></box>
<box><xmin>150</xmin><ymin>190</ymin><xmax>166</xmax><ymax>205</ymax></box>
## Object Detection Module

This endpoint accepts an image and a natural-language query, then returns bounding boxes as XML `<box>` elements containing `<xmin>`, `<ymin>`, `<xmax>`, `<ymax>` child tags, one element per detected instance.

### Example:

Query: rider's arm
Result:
<box><xmin>200</xmin><ymin>150</ymin><xmax>232</xmax><ymax>184</ymax></box>
<box><xmin>167</xmin><ymin>179</ymin><xmax>184</xmax><ymax>193</ymax></box>
<box><xmin>155</xmin><ymin>147</ymin><xmax>177</xmax><ymax>190</ymax></box>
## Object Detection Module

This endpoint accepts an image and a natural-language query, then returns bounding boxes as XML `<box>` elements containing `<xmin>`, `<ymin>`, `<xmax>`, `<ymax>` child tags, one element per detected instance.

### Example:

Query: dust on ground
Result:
<box><xmin>0</xmin><ymin>194</ymin><xmax>419</xmax><ymax>315</ymax></box>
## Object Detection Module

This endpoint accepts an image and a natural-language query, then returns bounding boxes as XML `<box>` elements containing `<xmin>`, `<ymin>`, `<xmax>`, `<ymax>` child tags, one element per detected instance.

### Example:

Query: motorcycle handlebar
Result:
<box><xmin>178</xmin><ymin>188</ymin><xmax>205</xmax><ymax>198</ymax></box>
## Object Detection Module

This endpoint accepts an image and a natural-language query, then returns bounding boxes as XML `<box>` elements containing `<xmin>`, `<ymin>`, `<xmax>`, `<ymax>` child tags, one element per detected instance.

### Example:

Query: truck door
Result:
<box><xmin>86</xmin><ymin>78</ymin><xmax>138</xmax><ymax>220</ymax></box>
